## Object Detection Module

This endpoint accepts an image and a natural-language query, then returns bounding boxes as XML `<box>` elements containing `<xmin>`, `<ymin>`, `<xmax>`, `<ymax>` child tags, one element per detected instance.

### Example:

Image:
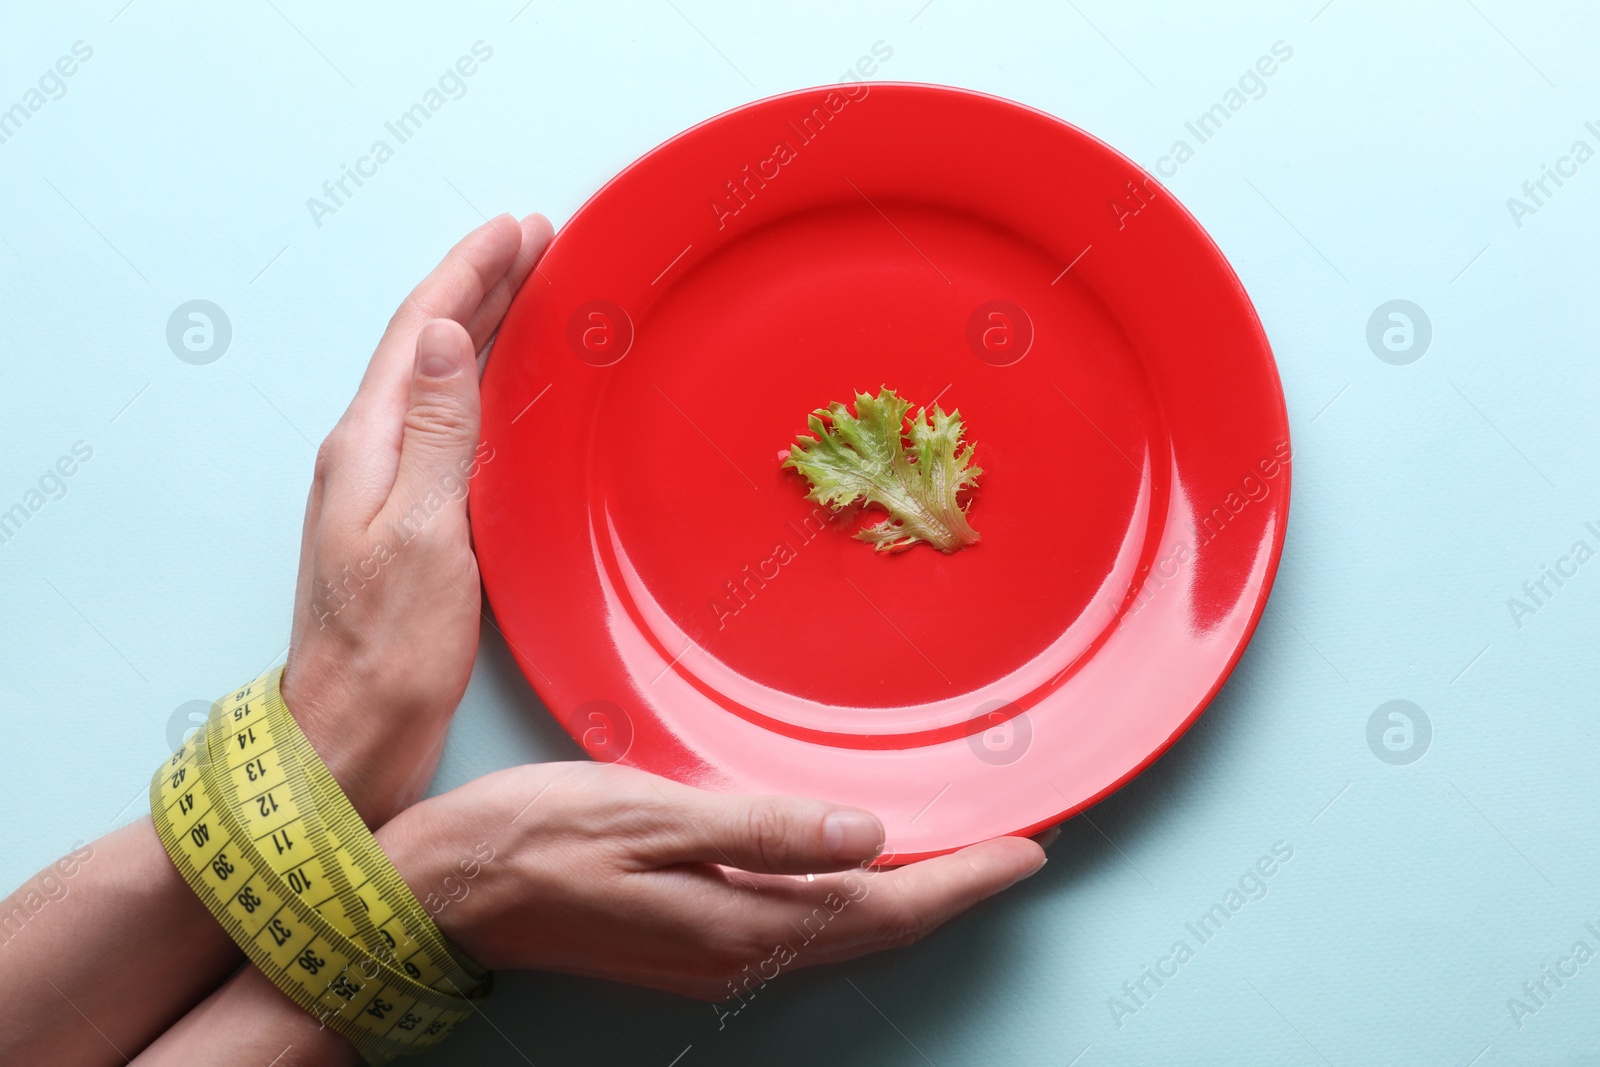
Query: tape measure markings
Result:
<box><xmin>157</xmin><ymin>732</ymin><xmax>468</xmax><ymax>1018</ymax></box>
<box><xmin>150</xmin><ymin>669</ymin><xmax>490</xmax><ymax>1061</ymax></box>
<box><xmin>207</xmin><ymin>675</ymin><xmax>479</xmax><ymax>991</ymax></box>
<box><xmin>155</xmin><ymin>703</ymin><xmax>472</xmax><ymax>1052</ymax></box>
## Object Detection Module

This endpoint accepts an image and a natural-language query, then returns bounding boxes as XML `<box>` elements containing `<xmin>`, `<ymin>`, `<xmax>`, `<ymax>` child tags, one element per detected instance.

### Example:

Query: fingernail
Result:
<box><xmin>1016</xmin><ymin>852</ymin><xmax>1049</xmax><ymax>885</ymax></box>
<box><xmin>823</xmin><ymin>809</ymin><xmax>884</xmax><ymax>862</ymax></box>
<box><xmin>1036</xmin><ymin>826</ymin><xmax>1062</xmax><ymax>850</ymax></box>
<box><xmin>417</xmin><ymin>322</ymin><xmax>461</xmax><ymax>379</ymax></box>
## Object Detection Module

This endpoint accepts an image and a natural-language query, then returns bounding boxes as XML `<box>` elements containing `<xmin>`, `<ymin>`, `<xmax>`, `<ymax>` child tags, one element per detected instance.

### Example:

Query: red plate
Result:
<box><xmin>473</xmin><ymin>83</ymin><xmax>1289</xmax><ymax>861</ymax></box>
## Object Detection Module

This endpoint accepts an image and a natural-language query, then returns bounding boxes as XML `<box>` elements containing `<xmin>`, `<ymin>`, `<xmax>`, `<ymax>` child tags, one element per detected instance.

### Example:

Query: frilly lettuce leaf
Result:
<box><xmin>782</xmin><ymin>387</ymin><xmax>982</xmax><ymax>553</ymax></box>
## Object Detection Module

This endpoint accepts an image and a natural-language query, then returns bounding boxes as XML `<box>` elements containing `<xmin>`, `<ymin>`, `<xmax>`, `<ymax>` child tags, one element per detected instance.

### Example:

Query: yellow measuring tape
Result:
<box><xmin>150</xmin><ymin>668</ymin><xmax>491</xmax><ymax>1062</ymax></box>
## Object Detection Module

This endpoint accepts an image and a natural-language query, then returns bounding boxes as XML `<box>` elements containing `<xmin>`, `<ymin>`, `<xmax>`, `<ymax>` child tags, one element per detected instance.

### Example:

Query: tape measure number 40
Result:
<box><xmin>150</xmin><ymin>668</ymin><xmax>491</xmax><ymax>1062</ymax></box>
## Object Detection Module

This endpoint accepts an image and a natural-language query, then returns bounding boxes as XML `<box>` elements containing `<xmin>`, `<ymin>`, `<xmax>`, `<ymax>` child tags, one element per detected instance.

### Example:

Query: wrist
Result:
<box><xmin>375</xmin><ymin>799</ymin><xmax>498</xmax><ymax>967</ymax></box>
<box><xmin>280</xmin><ymin>658</ymin><xmax>441</xmax><ymax>825</ymax></box>
<box><xmin>374</xmin><ymin>770</ymin><xmax>541</xmax><ymax>971</ymax></box>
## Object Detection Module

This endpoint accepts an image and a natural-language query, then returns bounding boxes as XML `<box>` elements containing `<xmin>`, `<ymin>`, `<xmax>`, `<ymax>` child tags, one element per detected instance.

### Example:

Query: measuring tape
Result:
<box><xmin>150</xmin><ymin>668</ymin><xmax>491</xmax><ymax>1062</ymax></box>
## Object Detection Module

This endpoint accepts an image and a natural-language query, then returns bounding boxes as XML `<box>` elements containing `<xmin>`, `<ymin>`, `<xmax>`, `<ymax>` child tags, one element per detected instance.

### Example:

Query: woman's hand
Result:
<box><xmin>281</xmin><ymin>212</ymin><xmax>551</xmax><ymax>824</ymax></box>
<box><xmin>0</xmin><ymin>215</ymin><xmax>551</xmax><ymax>1067</ymax></box>
<box><xmin>137</xmin><ymin>764</ymin><xmax>1047</xmax><ymax>1067</ymax></box>
<box><xmin>379</xmin><ymin>762</ymin><xmax>1048</xmax><ymax>999</ymax></box>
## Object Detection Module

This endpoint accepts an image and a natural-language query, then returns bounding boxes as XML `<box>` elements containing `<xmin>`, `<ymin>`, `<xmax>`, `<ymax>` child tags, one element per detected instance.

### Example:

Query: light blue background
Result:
<box><xmin>4</xmin><ymin>1</ymin><xmax>1598</xmax><ymax>1063</ymax></box>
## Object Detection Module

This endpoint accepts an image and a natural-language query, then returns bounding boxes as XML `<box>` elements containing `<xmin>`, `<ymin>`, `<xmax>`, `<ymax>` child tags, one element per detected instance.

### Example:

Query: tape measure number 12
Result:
<box><xmin>150</xmin><ymin>668</ymin><xmax>491</xmax><ymax>1061</ymax></box>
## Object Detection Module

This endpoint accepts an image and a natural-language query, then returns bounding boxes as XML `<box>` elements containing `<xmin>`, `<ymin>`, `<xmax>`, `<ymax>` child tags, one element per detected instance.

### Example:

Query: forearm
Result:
<box><xmin>131</xmin><ymin>810</ymin><xmax>465</xmax><ymax>1067</ymax></box>
<box><xmin>0</xmin><ymin>819</ymin><xmax>242</xmax><ymax>1066</ymax></box>
<box><xmin>131</xmin><ymin>759</ymin><xmax>1049</xmax><ymax>1062</ymax></box>
<box><xmin>133</xmin><ymin>966</ymin><xmax>359</xmax><ymax>1067</ymax></box>
<box><xmin>0</xmin><ymin>693</ymin><xmax>449</xmax><ymax>1065</ymax></box>
<box><xmin>0</xmin><ymin>215</ymin><xmax>539</xmax><ymax>1066</ymax></box>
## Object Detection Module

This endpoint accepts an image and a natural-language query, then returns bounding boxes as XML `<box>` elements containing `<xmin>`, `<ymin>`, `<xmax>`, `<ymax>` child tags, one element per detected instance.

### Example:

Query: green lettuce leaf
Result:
<box><xmin>782</xmin><ymin>387</ymin><xmax>982</xmax><ymax>553</ymax></box>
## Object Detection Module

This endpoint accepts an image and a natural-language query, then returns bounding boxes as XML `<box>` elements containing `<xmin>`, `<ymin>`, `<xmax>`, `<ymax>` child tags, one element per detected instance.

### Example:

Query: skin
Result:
<box><xmin>278</xmin><ymin>211</ymin><xmax>556</xmax><ymax>827</ymax></box>
<box><xmin>1</xmin><ymin>216</ymin><xmax>1050</xmax><ymax>1067</ymax></box>
<box><xmin>0</xmin><ymin>214</ymin><xmax>548</xmax><ymax>1065</ymax></box>
<box><xmin>139</xmin><ymin>764</ymin><xmax>1046</xmax><ymax>1065</ymax></box>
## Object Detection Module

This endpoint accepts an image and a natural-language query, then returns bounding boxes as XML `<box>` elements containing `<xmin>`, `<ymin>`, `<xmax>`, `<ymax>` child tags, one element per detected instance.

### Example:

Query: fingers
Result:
<box><xmin>645</xmin><ymin>785</ymin><xmax>886</xmax><ymax>875</ymax></box>
<box><xmin>377</xmin><ymin>320</ymin><xmax>482</xmax><ymax>540</ymax></box>
<box><xmin>464</xmin><ymin>213</ymin><xmax>553</xmax><ymax>361</ymax></box>
<box><xmin>355</xmin><ymin>214</ymin><xmax>525</xmax><ymax>410</ymax></box>
<box><xmin>320</xmin><ymin>213</ymin><xmax>546</xmax><ymax>526</ymax></box>
<box><xmin>785</xmin><ymin>837</ymin><xmax>1046</xmax><ymax>964</ymax></box>
<box><xmin>666</xmin><ymin>836</ymin><xmax>1045</xmax><ymax>992</ymax></box>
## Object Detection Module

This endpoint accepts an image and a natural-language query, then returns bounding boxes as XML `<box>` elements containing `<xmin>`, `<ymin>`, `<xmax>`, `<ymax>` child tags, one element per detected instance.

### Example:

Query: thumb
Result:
<box><xmin>386</xmin><ymin>319</ymin><xmax>481</xmax><ymax>533</ymax></box>
<box><xmin>647</xmin><ymin>783</ymin><xmax>886</xmax><ymax>874</ymax></box>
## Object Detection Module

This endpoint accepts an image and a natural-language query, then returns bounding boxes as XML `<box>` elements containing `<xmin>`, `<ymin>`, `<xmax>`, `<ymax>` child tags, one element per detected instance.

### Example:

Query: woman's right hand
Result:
<box><xmin>135</xmin><ymin>750</ymin><xmax>1049</xmax><ymax>1066</ymax></box>
<box><xmin>377</xmin><ymin>761</ymin><xmax>1047</xmax><ymax>999</ymax></box>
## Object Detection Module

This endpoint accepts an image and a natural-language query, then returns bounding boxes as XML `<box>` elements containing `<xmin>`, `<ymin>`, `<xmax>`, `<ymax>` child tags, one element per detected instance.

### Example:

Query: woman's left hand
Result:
<box><xmin>281</xmin><ymin>212</ymin><xmax>551</xmax><ymax>825</ymax></box>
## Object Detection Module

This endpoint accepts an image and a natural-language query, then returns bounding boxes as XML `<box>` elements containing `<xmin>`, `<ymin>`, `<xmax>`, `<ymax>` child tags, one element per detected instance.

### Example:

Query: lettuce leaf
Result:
<box><xmin>782</xmin><ymin>387</ymin><xmax>982</xmax><ymax>553</ymax></box>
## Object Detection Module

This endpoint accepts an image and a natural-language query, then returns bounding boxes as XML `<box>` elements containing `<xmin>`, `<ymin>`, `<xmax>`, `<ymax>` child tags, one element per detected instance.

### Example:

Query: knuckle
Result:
<box><xmin>390</xmin><ymin>293</ymin><xmax>446</xmax><ymax>334</ymax></box>
<box><xmin>743</xmin><ymin>803</ymin><xmax>797</xmax><ymax>870</ymax></box>
<box><xmin>404</xmin><ymin>398</ymin><xmax>475</xmax><ymax>442</ymax></box>
<box><xmin>313</xmin><ymin>430</ymin><xmax>345</xmax><ymax>484</ymax></box>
